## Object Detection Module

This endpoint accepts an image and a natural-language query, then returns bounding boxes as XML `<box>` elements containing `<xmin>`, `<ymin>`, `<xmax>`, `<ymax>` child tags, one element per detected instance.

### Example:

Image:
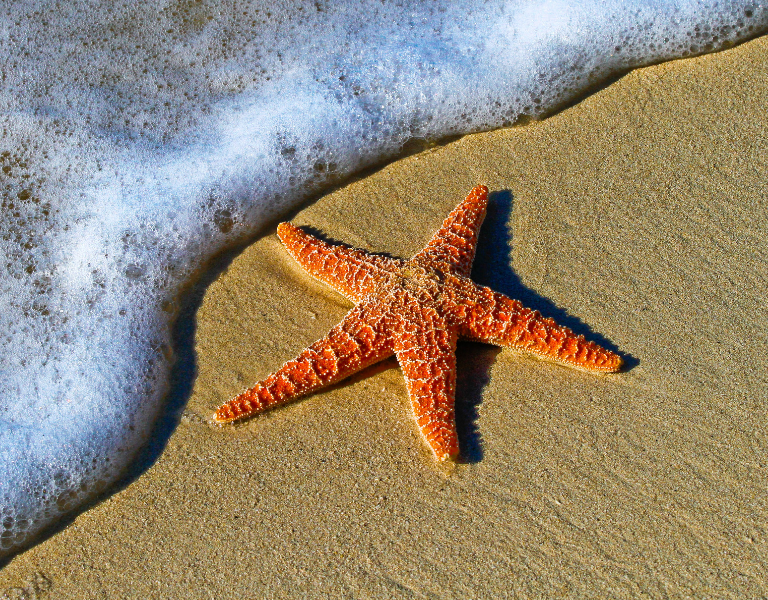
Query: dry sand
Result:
<box><xmin>1</xmin><ymin>35</ymin><xmax>767</xmax><ymax>599</ymax></box>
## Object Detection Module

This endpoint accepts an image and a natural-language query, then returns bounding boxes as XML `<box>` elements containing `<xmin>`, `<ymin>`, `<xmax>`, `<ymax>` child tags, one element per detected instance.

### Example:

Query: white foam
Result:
<box><xmin>0</xmin><ymin>0</ymin><xmax>765</xmax><ymax>555</ymax></box>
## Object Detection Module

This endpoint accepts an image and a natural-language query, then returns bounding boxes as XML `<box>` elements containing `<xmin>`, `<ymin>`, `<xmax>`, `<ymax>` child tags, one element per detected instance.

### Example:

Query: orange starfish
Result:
<box><xmin>214</xmin><ymin>185</ymin><xmax>622</xmax><ymax>460</ymax></box>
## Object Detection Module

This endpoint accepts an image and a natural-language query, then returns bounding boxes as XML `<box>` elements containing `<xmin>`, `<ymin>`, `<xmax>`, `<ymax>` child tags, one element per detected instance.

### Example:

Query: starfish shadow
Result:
<box><xmin>455</xmin><ymin>342</ymin><xmax>498</xmax><ymax>463</ymax></box>
<box><xmin>340</xmin><ymin>345</ymin><xmax>494</xmax><ymax>465</ymax></box>
<box><xmin>474</xmin><ymin>190</ymin><xmax>631</xmax><ymax>361</ymax></box>
<box><xmin>301</xmin><ymin>225</ymin><xmax>402</xmax><ymax>262</ymax></box>
<box><xmin>447</xmin><ymin>190</ymin><xmax>634</xmax><ymax>465</ymax></box>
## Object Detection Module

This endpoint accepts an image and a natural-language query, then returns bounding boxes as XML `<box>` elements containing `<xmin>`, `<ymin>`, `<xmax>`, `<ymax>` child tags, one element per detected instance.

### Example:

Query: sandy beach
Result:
<box><xmin>1</xmin><ymin>34</ymin><xmax>767</xmax><ymax>599</ymax></box>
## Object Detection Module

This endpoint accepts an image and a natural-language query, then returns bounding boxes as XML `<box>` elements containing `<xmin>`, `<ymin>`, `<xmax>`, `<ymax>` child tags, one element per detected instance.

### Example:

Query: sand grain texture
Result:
<box><xmin>1</xmin><ymin>36</ymin><xmax>767</xmax><ymax>599</ymax></box>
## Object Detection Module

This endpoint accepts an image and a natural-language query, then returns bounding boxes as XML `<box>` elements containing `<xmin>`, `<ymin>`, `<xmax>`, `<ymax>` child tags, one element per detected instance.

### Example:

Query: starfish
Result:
<box><xmin>213</xmin><ymin>185</ymin><xmax>622</xmax><ymax>460</ymax></box>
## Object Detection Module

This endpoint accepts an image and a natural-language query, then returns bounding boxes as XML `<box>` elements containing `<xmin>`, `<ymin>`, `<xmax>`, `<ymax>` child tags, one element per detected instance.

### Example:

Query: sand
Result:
<box><xmin>1</xmin><ymin>35</ymin><xmax>767</xmax><ymax>599</ymax></box>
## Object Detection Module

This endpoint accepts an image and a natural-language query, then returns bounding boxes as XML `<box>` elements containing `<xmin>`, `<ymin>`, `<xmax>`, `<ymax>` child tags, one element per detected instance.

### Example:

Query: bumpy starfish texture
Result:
<box><xmin>214</xmin><ymin>185</ymin><xmax>622</xmax><ymax>460</ymax></box>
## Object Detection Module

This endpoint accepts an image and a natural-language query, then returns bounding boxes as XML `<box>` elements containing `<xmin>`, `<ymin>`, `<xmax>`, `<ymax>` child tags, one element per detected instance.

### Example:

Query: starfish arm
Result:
<box><xmin>393</xmin><ymin>312</ymin><xmax>459</xmax><ymax>461</ymax></box>
<box><xmin>277</xmin><ymin>222</ymin><xmax>404</xmax><ymax>303</ymax></box>
<box><xmin>459</xmin><ymin>286</ymin><xmax>623</xmax><ymax>372</ymax></box>
<box><xmin>414</xmin><ymin>184</ymin><xmax>488</xmax><ymax>276</ymax></box>
<box><xmin>213</xmin><ymin>298</ymin><xmax>394</xmax><ymax>423</ymax></box>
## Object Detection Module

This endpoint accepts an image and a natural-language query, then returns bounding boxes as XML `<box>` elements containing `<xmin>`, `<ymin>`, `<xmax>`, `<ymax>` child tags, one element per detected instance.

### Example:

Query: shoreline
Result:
<box><xmin>2</xmin><ymin>35</ymin><xmax>767</xmax><ymax>599</ymax></box>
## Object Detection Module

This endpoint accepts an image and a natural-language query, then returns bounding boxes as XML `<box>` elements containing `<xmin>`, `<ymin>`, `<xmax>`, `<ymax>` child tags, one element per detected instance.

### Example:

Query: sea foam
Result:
<box><xmin>0</xmin><ymin>0</ymin><xmax>765</xmax><ymax>555</ymax></box>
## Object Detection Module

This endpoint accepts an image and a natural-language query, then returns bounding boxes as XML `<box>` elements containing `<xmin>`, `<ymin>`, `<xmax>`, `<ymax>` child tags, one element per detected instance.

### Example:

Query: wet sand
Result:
<box><xmin>1</xmin><ymin>35</ymin><xmax>766</xmax><ymax>599</ymax></box>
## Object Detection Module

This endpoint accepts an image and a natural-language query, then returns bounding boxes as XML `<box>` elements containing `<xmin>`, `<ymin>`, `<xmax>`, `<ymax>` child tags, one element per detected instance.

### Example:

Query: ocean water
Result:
<box><xmin>0</xmin><ymin>0</ymin><xmax>765</xmax><ymax>556</ymax></box>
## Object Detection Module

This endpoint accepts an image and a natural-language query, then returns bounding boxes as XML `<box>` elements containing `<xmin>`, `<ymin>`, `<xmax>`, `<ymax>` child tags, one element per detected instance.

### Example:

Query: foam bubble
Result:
<box><xmin>1</xmin><ymin>0</ymin><xmax>765</xmax><ymax>555</ymax></box>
